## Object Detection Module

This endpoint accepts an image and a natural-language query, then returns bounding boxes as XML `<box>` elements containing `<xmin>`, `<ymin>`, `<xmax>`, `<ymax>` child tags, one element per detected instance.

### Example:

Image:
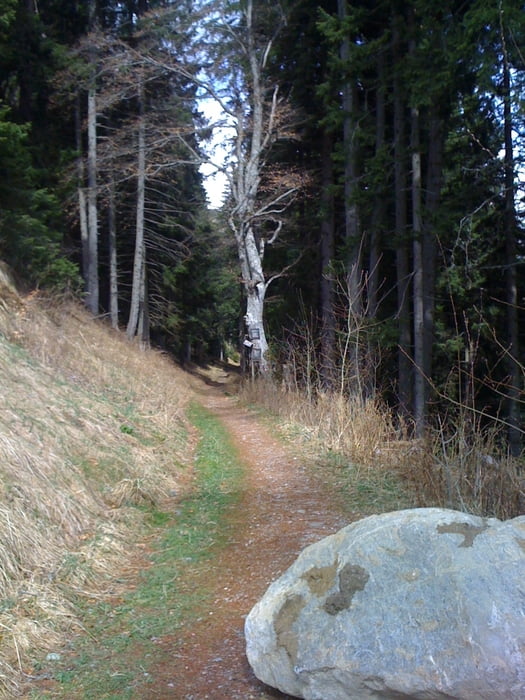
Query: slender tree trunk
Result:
<box><xmin>393</xmin><ymin>16</ymin><xmax>411</xmax><ymax>419</ymax></box>
<box><xmin>86</xmin><ymin>81</ymin><xmax>99</xmax><ymax>314</ymax></box>
<box><xmin>338</xmin><ymin>0</ymin><xmax>362</xmax><ymax>314</ymax></box>
<box><xmin>411</xmin><ymin>103</ymin><xmax>425</xmax><ymax>437</ymax></box>
<box><xmin>85</xmin><ymin>0</ymin><xmax>99</xmax><ymax>315</ymax></box>
<box><xmin>500</xmin><ymin>5</ymin><xmax>521</xmax><ymax>455</ymax></box>
<box><xmin>338</xmin><ymin>0</ymin><xmax>363</xmax><ymax>394</ymax></box>
<box><xmin>108</xmin><ymin>169</ymin><xmax>119</xmax><ymax>329</ymax></box>
<box><xmin>368</xmin><ymin>51</ymin><xmax>386</xmax><ymax>319</ymax></box>
<box><xmin>127</xmin><ymin>80</ymin><xmax>147</xmax><ymax>340</ymax></box>
<box><xmin>320</xmin><ymin>131</ymin><xmax>336</xmax><ymax>390</ymax></box>
<box><xmin>75</xmin><ymin>95</ymin><xmax>89</xmax><ymax>292</ymax></box>
<box><xmin>422</xmin><ymin>113</ymin><xmax>443</xmax><ymax>384</ymax></box>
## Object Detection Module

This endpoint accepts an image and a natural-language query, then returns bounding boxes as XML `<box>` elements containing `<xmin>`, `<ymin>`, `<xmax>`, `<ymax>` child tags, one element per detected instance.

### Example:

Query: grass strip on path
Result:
<box><xmin>29</xmin><ymin>402</ymin><xmax>245</xmax><ymax>700</ymax></box>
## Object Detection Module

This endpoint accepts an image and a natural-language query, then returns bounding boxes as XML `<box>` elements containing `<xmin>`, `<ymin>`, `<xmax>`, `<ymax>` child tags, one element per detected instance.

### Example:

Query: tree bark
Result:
<box><xmin>411</xmin><ymin>103</ymin><xmax>425</xmax><ymax>437</ymax></box>
<box><xmin>226</xmin><ymin>0</ymin><xmax>291</xmax><ymax>373</ymax></box>
<box><xmin>319</xmin><ymin>131</ymin><xmax>336</xmax><ymax>390</ymax></box>
<box><xmin>338</xmin><ymin>0</ymin><xmax>363</xmax><ymax>395</ymax></box>
<box><xmin>127</xmin><ymin>79</ymin><xmax>147</xmax><ymax>341</ymax></box>
<box><xmin>86</xmin><ymin>81</ymin><xmax>99</xmax><ymax>314</ymax></box>
<box><xmin>338</xmin><ymin>0</ymin><xmax>362</xmax><ymax>316</ymax></box>
<box><xmin>393</xmin><ymin>15</ymin><xmax>411</xmax><ymax>418</ymax></box>
<box><xmin>75</xmin><ymin>95</ymin><xmax>89</xmax><ymax>293</ymax></box>
<box><xmin>85</xmin><ymin>0</ymin><xmax>99</xmax><ymax>315</ymax></box>
<box><xmin>108</xmin><ymin>169</ymin><xmax>119</xmax><ymax>329</ymax></box>
<box><xmin>236</xmin><ymin>222</ymin><xmax>269</xmax><ymax>370</ymax></box>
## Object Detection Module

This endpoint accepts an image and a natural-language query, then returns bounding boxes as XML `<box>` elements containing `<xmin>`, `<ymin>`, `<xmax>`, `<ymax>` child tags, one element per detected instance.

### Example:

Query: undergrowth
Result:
<box><xmin>239</xmin><ymin>376</ymin><xmax>523</xmax><ymax>519</ymax></box>
<box><xmin>27</xmin><ymin>403</ymin><xmax>245</xmax><ymax>699</ymax></box>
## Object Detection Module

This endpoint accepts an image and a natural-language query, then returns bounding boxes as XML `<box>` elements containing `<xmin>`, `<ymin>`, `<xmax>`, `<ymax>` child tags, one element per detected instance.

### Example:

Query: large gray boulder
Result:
<box><xmin>245</xmin><ymin>508</ymin><xmax>525</xmax><ymax>699</ymax></box>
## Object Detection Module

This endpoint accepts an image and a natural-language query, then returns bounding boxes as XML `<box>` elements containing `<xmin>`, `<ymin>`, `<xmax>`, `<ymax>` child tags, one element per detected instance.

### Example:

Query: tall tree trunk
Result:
<box><xmin>108</xmin><ymin>169</ymin><xmax>119</xmax><ymax>329</ymax></box>
<box><xmin>75</xmin><ymin>95</ymin><xmax>89</xmax><ymax>292</ymax></box>
<box><xmin>338</xmin><ymin>0</ymin><xmax>362</xmax><ymax>314</ymax></box>
<box><xmin>319</xmin><ymin>131</ymin><xmax>336</xmax><ymax>390</ymax></box>
<box><xmin>338</xmin><ymin>0</ymin><xmax>363</xmax><ymax>394</ymax></box>
<box><xmin>86</xmin><ymin>81</ymin><xmax>99</xmax><ymax>314</ymax></box>
<box><xmin>85</xmin><ymin>0</ymin><xmax>99</xmax><ymax>315</ymax></box>
<box><xmin>500</xmin><ymin>4</ymin><xmax>521</xmax><ymax>455</ymax></box>
<box><xmin>227</xmin><ymin>0</ymin><xmax>289</xmax><ymax>374</ymax></box>
<box><xmin>422</xmin><ymin>113</ymin><xmax>443</xmax><ymax>385</ymax></box>
<box><xmin>367</xmin><ymin>51</ymin><xmax>386</xmax><ymax>319</ymax></box>
<box><xmin>127</xmin><ymin>80</ymin><xmax>147</xmax><ymax>340</ymax></box>
<box><xmin>393</xmin><ymin>15</ymin><xmax>411</xmax><ymax>418</ymax></box>
<box><xmin>411</xmin><ymin>103</ymin><xmax>425</xmax><ymax>437</ymax></box>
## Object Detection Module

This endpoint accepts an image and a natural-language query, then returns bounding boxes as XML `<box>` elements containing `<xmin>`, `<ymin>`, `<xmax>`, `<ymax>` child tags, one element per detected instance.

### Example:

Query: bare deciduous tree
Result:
<box><xmin>199</xmin><ymin>0</ymin><xmax>301</xmax><ymax>371</ymax></box>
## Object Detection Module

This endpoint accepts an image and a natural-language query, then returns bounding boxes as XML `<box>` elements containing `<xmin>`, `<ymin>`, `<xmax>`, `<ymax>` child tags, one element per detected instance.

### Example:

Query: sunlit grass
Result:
<box><xmin>0</xmin><ymin>288</ymin><xmax>193</xmax><ymax>697</ymax></box>
<box><xmin>31</xmin><ymin>403</ymin><xmax>246</xmax><ymax>699</ymax></box>
<box><xmin>238</xmin><ymin>376</ymin><xmax>522</xmax><ymax>519</ymax></box>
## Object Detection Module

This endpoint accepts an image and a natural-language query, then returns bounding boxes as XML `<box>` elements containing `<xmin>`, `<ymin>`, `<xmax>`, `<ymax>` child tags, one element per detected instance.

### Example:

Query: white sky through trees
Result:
<box><xmin>198</xmin><ymin>88</ymin><xmax>230</xmax><ymax>209</ymax></box>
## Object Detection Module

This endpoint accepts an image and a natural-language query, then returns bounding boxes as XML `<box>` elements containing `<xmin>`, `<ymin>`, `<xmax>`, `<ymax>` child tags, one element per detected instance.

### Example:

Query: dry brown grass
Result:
<box><xmin>0</xmin><ymin>276</ymin><xmax>194</xmax><ymax>696</ymax></box>
<box><xmin>240</xmin><ymin>377</ymin><xmax>399</xmax><ymax>466</ymax></box>
<box><xmin>425</xmin><ymin>421</ymin><xmax>523</xmax><ymax>519</ymax></box>
<box><xmin>239</xmin><ymin>376</ymin><xmax>523</xmax><ymax>519</ymax></box>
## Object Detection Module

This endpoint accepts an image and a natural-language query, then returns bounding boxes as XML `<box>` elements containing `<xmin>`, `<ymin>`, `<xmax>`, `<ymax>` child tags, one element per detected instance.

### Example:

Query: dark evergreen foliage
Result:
<box><xmin>0</xmin><ymin>0</ymin><xmax>523</xmax><ymax>446</ymax></box>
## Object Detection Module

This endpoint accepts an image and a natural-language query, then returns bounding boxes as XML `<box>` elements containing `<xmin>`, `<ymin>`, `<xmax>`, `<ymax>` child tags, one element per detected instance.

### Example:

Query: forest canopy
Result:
<box><xmin>0</xmin><ymin>0</ymin><xmax>524</xmax><ymax>451</ymax></box>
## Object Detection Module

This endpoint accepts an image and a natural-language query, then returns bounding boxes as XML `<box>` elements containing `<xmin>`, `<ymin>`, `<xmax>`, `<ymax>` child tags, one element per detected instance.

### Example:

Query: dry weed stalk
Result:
<box><xmin>427</xmin><ymin>419</ymin><xmax>523</xmax><ymax>519</ymax></box>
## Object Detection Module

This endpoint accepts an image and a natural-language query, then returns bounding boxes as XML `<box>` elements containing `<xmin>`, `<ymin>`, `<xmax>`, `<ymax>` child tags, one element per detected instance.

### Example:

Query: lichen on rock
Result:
<box><xmin>245</xmin><ymin>507</ymin><xmax>525</xmax><ymax>700</ymax></box>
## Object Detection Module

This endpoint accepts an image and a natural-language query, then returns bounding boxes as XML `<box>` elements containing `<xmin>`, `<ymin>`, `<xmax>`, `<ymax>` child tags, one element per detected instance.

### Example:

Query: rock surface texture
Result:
<box><xmin>245</xmin><ymin>508</ymin><xmax>525</xmax><ymax>699</ymax></box>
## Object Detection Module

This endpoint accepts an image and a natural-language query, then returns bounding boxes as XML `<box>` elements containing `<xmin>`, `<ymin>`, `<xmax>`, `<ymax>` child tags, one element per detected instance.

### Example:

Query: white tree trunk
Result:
<box><xmin>127</xmin><ymin>84</ymin><xmax>146</xmax><ymax>341</ymax></box>
<box><xmin>86</xmin><ymin>83</ymin><xmax>99</xmax><ymax>314</ymax></box>
<box><xmin>75</xmin><ymin>96</ymin><xmax>89</xmax><ymax>290</ymax></box>
<box><xmin>85</xmin><ymin>0</ymin><xmax>99</xmax><ymax>315</ymax></box>
<box><xmin>108</xmin><ymin>171</ymin><xmax>119</xmax><ymax>329</ymax></box>
<box><xmin>227</xmin><ymin>0</ymin><xmax>285</xmax><ymax>373</ymax></box>
<box><xmin>238</xmin><ymin>224</ymin><xmax>269</xmax><ymax>369</ymax></box>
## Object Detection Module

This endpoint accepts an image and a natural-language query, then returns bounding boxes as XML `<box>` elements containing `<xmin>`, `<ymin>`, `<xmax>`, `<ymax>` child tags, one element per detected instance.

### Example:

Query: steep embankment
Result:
<box><xmin>0</xmin><ymin>267</ymin><xmax>194</xmax><ymax>697</ymax></box>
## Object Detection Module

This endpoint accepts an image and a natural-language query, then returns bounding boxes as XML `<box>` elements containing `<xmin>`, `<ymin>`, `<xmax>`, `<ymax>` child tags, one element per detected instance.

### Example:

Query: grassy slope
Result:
<box><xmin>0</xmin><ymin>278</ymin><xmax>196</xmax><ymax>697</ymax></box>
<box><xmin>28</xmin><ymin>403</ymin><xmax>245</xmax><ymax>699</ymax></box>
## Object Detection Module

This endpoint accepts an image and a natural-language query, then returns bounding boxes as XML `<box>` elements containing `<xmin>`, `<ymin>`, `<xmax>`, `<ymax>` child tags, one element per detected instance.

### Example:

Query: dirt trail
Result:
<box><xmin>145</xmin><ymin>371</ymin><xmax>352</xmax><ymax>699</ymax></box>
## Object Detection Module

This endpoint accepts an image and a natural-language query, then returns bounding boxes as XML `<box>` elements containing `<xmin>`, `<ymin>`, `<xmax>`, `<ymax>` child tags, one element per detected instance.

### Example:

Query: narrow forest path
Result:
<box><xmin>145</xmin><ymin>370</ymin><xmax>354</xmax><ymax>699</ymax></box>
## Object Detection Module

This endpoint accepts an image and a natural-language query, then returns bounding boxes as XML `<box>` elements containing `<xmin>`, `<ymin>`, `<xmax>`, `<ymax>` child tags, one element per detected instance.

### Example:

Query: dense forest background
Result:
<box><xmin>1</xmin><ymin>0</ymin><xmax>524</xmax><ymax>452</ymax></box>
